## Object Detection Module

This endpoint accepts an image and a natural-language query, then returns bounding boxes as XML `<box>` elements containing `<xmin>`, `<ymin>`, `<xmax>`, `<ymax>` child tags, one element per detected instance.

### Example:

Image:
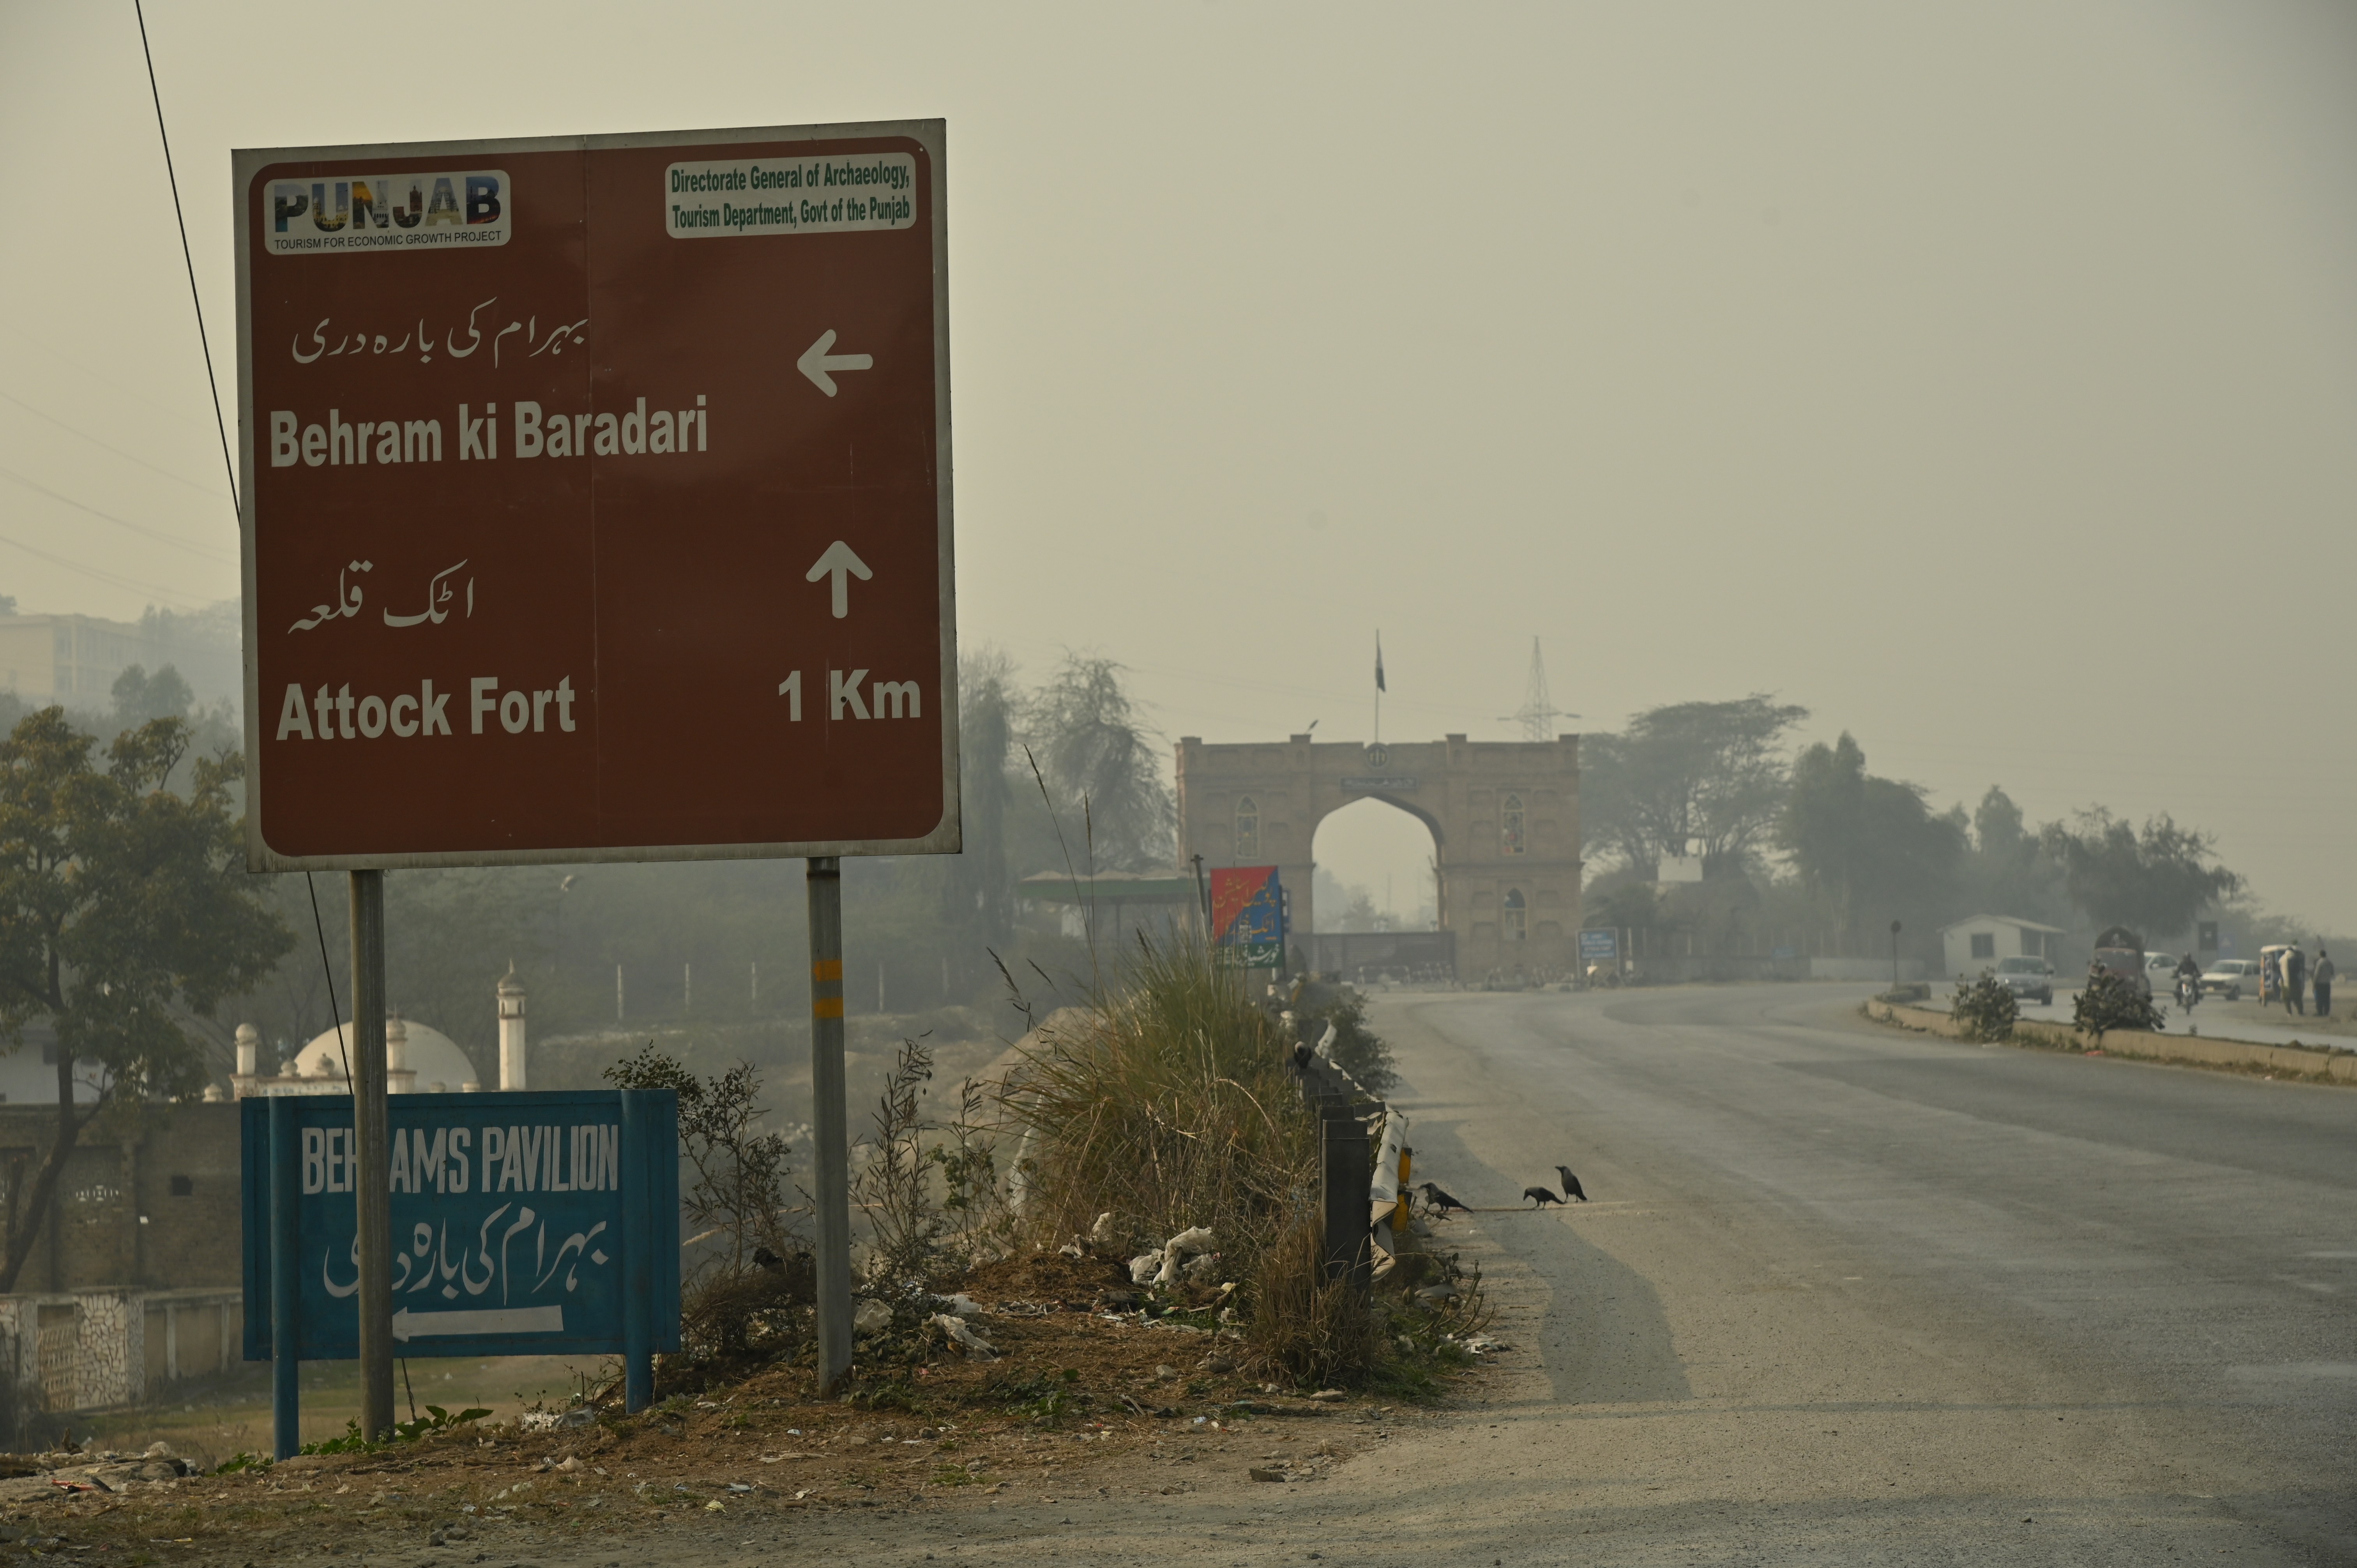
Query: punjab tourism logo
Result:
<box><xmin>265</xmin><ymin>171</ymin><xmax>512</xmax><ymax>254</ymax></box>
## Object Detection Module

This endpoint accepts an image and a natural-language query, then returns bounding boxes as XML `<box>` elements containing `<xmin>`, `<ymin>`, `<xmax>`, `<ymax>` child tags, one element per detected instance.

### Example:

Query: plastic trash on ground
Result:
<box><xmin>931</xmin><ymin>1313</ymin><xmax>998</xmax><ymax>1358</ymax></box>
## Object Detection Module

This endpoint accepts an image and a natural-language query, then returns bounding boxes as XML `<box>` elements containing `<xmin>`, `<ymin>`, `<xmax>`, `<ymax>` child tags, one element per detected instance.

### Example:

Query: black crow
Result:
<box><xmin>1522</xmin><ymin>1186</ymin><xmax>1563</xmax><ymax>1208</ymax></box>
<box><xmin>1419</xmin><ymin>1181</ymin><xmax>1470</xmax><ymax>1216</ymax></box>
<box><xmin>1555</xmin><ymin>1165</ymin><xmax>1589</xmax><ymax>1203</ymax></box>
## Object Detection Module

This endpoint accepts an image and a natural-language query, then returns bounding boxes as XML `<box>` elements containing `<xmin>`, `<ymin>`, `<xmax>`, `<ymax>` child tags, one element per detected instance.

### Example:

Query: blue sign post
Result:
<box><xmin>243</xmin><ymin>1089</ymin><xmax>679</xmax><ymax>1458</ymax></box>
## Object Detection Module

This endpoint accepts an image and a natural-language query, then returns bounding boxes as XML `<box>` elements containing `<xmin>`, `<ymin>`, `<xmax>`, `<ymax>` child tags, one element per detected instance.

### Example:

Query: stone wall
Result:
<box><xmin>0</xmin><ymin>1287</ymin><xmax>244</xmax><ymax>1416</ymax></box>
<box><xmin>0</xmin><ymin>1104</ymin><xmax>242</xmax><ymax>1294</ymax></box>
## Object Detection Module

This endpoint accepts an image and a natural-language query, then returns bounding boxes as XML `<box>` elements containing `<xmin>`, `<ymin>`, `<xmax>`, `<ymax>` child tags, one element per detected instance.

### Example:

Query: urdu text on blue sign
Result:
<box><xmin>242</xmin><ymin>1090</ymin><xmax>678</xmax><ymax>1361</ymax></box>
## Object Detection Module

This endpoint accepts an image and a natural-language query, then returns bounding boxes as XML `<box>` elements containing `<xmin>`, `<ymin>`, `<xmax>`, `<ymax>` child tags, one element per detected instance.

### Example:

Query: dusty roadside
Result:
<box><xmin>0</xmin><ymin>1252</ymin><xmax>1497</xmax><ymax>1567</ymax></box>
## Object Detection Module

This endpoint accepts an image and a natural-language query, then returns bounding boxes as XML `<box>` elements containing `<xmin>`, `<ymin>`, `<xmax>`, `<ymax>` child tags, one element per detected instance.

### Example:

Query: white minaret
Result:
<box><xmin>498</xmin><ymin>963</ymin><xmax>527</xmax><ymax>1091</ymax></box>
<box><xmin>386</xmin><ymin>1013</ymin><xmax>416</xmax><ymax>1095</ymax></box>
<box><xmin>233</xmin><ymin>1022</ymin><xmax>260</xmax><ymax>1096</ymax></box>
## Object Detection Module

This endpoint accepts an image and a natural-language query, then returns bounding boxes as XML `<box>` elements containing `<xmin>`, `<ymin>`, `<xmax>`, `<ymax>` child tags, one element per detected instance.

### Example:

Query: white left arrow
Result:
<box><xmin>796</xmin><ymin>329</ymin><xmax>874</xmax><ymax>397</ymax></box>
<box><xmin>392</xmin><ymin>1305</ymin><xmax>563</xmax><ymax>1341</ymax></box>
<box><xmin>805</xmin><ymin>540</ymin><xmax>873</xmax><ymax>619</ymax></box>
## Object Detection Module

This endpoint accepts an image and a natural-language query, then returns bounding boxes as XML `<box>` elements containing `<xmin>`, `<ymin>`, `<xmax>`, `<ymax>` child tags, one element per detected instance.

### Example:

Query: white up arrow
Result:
<box><xmin>805</xmin><ymin>540</ymin><xmax>872</xmax><ymax>619</ymax></box>
<box><xmin>796</xmin><ymin>329</ymin><xmax>874</xmax><ymax>397</ymax></box>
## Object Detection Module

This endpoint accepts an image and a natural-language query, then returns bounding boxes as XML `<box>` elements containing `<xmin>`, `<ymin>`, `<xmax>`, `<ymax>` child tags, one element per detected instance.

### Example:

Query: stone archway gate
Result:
<box><xmin>1174</xmin><ymin>733</ymin><xmax>1581</xmax><ymax>979</ymax></box>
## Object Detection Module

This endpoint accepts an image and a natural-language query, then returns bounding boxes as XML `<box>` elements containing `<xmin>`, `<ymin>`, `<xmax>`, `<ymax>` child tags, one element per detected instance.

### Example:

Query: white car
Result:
<box><xmin>2200</xmin><ymin>958</ymin><xmax>2258</xmax><ymax>1001</ymax></box>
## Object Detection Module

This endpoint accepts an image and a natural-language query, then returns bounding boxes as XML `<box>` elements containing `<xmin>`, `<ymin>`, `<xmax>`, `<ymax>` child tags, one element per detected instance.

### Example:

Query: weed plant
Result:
<box><xmin>1000</xmin><ymin>933</ymin><xmax>1312</xmax><ymax>1292</ymax></box>
<box><xmin>2073</xmin><ymin>970</ymin><xmax>2164</xmax><ymax>1042</ymax></box>
<box><xmin>997</xmin><ymin>934</ymin><xmax>1417</xmax><ymax>1385</ymax></box>
<box><xmin>1949</xmin><ymin>971</ymin><xmax>2019</xmax><ymax>1042</ymax></box>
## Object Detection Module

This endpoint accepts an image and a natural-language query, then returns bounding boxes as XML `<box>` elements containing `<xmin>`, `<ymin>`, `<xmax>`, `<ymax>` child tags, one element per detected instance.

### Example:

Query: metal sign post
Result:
<box><xmin>268</xmin><ymin>1095</ymin><xmax>299</xmax><ymax>1459</ymax></box>
<box><xmin>237</xmin><ymin>119</ymin><xmax>959</xmax><ymax>1409</ymax></box>
<box><xmin>244</xmin><ymin>1089</ymin><xmax>679</xmax><ymax>1454</ymax></box>
<box><xmin>806</xmin><ymin>858</ymin><xmax>853</xmax><ymax>1394</ymax></box>
<box><xmin>348</xmin><ymin>871</ymin><xmax>393</xmax><ymax>1440</ymax></box>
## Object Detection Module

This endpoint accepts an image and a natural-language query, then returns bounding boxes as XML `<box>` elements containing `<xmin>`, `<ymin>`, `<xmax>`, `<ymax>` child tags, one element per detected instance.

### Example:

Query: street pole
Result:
<box><xmin>269</xmin><ymin>1094</ymin><xmax>300</xmax><ymax>1458</ymax></box>
<box><xmin>805</xmin><ymin>857</ymin><xmax>853</xmax><ymax>1396</ymax></box>
<box><xmin>1190</xmin><ymin>853</ymin><xmax>1210</xmax><ymax>936</ymax></box>
<box><xmin>348</xmin><ymin>870</ymin><xmax>394</xmax><ymax>1441</ymax></box>
<box><xmin>1890</xmin><ymin>918</ymin><xmax>1903</xmax><ymax>993</ymax></box>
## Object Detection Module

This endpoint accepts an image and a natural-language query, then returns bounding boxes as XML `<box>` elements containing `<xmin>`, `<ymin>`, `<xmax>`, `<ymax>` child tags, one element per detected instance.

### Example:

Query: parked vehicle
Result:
<box><xmin>1992</xmin><ymin>954</ymin><xmax>2055</xmax><ymax>1006</ymax></box>
<box><xmin>2200</xmin><ymin>958</ymin><xmax>2258</xmax><ymax>1000</ymax></box>
<box><xmin>2090</xmin><ymin>927</ymin><xmax>2149</xmax><ymax>997</ymax></box>
<box><xmin>2143</xmin><ymin>952</ymin><xmax>2182</xmax><ymax>992</ymax></box>
<box><xmin>2260</xmin><ymin>944</ymin><xmax>2293</xmax><ymax>1006</ymax></box>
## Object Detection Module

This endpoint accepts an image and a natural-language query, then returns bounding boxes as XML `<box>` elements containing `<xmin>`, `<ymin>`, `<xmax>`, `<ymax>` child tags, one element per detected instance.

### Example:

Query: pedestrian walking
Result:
<box><xmin>2315</xmin><ymin>948</ymin><xmax>2336</xmax><ymax>1018</ymax></box>
<box><xmin>2285</xmin><ymin>944</ymin><xmax>2309</xmax><ymax>1017</ymax></box>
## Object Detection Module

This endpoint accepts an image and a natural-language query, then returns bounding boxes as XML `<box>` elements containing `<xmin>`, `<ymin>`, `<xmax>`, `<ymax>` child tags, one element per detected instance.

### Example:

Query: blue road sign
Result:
<box><xmin>242</xmin><ymin>1090</ymin><xmax>679</xmax><ymax>1363</ymax></box>
<box><xmin>1578</xmin><ymin>929</ymin><xmax>1618</xmax><ymax>963</ymax></box>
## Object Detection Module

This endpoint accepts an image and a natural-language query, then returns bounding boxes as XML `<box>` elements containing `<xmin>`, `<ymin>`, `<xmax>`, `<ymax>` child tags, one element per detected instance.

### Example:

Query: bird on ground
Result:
<box><xmin>1522</xmin><ymin>1186</ymin><xmax>1563</xmax><ymax>1208</ymax></box>
<box><xmin>1419</xmin><ymin>1181</ymin><xmax>1471</xmax><ymax>1216</ymax></box>
<box><xmin>1556</xmin><ymin>1165</ymin><xmax>1589</xmax><ymax>1202</ymax></box>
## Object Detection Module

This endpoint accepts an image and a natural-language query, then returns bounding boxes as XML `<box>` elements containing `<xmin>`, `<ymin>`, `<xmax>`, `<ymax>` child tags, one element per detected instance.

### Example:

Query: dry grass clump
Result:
<box><xmin>1000</xmin><ymin>936</ymin><xmax>1315</xmax><ymax>1309</ymax></box>
<box><xmin>1248</xmin><ymin>1209</ymin><xmax>1384</xmax><ymax>1386</ymax></box>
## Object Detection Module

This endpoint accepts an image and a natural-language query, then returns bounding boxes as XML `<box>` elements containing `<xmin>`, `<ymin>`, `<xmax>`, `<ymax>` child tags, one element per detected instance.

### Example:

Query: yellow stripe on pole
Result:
<box><xmin>813</xmin><ymin>996</ymin><xmax>845</xmax><ymax>1018</ymax></box>
<box><xmin>812</xmin><ymin>959</ymin><xmax>843</xmax><ymax>981</ymax></box>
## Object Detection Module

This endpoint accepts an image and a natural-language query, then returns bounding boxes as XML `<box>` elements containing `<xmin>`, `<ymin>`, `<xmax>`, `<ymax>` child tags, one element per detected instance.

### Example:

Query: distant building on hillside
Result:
<box><xmin>0</xmin><ymin>604</ymin><xmax>240</xmax><ymax>712</ymax></box>
<box><xmin>1940</xmin><ymin>914</ymin><xmax>2065</xmax><ymax>977</ymax></box>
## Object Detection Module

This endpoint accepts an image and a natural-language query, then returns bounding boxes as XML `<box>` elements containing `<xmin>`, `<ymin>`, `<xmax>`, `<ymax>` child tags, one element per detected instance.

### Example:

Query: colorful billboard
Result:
<box><xmin>1210</xmin><ymin>865</ymin><xmax>1285</xmax><ymax>967</ymax></box>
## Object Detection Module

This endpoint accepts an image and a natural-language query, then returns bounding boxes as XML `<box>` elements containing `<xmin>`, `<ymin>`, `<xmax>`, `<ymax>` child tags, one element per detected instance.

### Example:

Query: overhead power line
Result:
<box><xmin>0</xmin><ymin>524</ymin><xmax>209</xmax><ymax>608</ymax></box>
<box><xmin>0</xmin><ymin>468</ymin><xmax>237</xmax><ymax>565</ymax></box>
<box><xmin>134</xmin><ymin>0</ymin><xmax>241</xmax><ymax>521</ymax></box>
<box><xmin>0</xmin><ymin>388</ymin><xmax>233</xmax><ymax>503</ymax></box>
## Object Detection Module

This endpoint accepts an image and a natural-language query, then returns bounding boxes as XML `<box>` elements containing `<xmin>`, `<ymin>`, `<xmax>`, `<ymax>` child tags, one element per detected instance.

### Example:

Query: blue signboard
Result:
<box><xmin>1577</xmin><ymin>929</ymin><xmax>1618</xmax><ymax>963</ymax></box>
<box><xmin>1211</xmin><ymin>866</ymin><xmax>1286</xmax><ymax>968</ymax></box>
<box><xmin>241</xmin><ymin>1090</ymin><xmax>679</xmax><ymax>1362</ymax></box>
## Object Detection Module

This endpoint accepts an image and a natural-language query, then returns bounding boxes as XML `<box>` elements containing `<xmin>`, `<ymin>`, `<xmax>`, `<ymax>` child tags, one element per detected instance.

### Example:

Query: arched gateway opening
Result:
<box><xmin>1175</xmin><ymin>733</ymin><xmax>1581</xmax><ymax>983</ymax></box>
<box><xmin>1314</xmin><ymin>797</ymin><xmax>1438</xmax><ymax>927</ymax></box>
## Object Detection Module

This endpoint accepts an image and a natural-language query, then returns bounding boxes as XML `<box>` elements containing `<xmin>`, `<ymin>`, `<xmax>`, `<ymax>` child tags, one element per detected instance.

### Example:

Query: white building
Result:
<box><xmin>0</xmin><ymin>607</ymin><xmax>241</xmax><ymax>711</ymax></box>
<box><xmin>231</xmin><ymin>970</ymin><xmax>526</xmax><ymax>1098</ymax></box>
<box><xmin>1939</xmin><ymin>915</ymin><xmax>2065</xmax><ymax>978</ymax></box>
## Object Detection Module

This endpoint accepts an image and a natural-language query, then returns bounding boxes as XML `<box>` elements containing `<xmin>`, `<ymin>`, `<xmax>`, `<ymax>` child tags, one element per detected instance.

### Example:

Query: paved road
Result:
<box><xmin>505</xmin><ymin>984</ymin><xmax>2357</xmax><ymax>1568</ymax></box>
<box><xmin>1362</xmin><ymin>983</ymin><xmax>2357</xmax><ymax>1564</ymax></box>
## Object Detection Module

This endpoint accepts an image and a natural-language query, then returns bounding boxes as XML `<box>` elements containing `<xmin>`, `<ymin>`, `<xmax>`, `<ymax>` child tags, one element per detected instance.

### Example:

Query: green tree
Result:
<box><xmin>1022</xmin><ymin>654</ymin><xmax>1174</xmax><ymax>873</ymax></box>
<box><xmin>1581</xmin><ymin>696</ymin><xmax>1808</xmax><ymax>878</ymax></box>
<box><xmin>0</xmin><ymin>709</ymin><xmax>290</xmax><ymax>1290</ymax></box>
<box><xmin>942</xmin><ymin>650</ymin><xmax>1019</xmax><ymax>949</ymax></box>
<box><xmin>1957</xmin><ymin>784</ymin><xmax>2069</xmax><ymax>927</ymax></box>
<box><xmin>2037</xmin><ymin>809</ymin><xmax>2241</xmax><ymax>941</ymax></box>
<box><xmin>1974</xmin><ymin>786</ymin><xmax>2027</xmax><ymax>863</ymax></box>
<box><xmin>109</xmin><ymin>664</ymin><xmax>195</xmax><ymax>730</ymax></box>
<box><xmin>1779</xmin><ymin>733</ymin><xmax>1965</xmax><ymax>949</ymax></box>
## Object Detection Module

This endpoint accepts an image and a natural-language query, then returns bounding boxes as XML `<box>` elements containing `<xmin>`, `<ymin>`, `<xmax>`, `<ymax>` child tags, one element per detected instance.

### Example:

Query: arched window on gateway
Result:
<box><xmin>1503</xmin><ymin>888</ymin><xmax>1527</xmax><ymax>942</ymax></box>
<box><xmin>1500</xmin><ymin>793</ymin><xmax>1527</xmax><ymax>856</ymax></box>
<box><xmin>1234</xmin><ymin>797</ymin><xmax>1260</xmax><ymax>860</ymax></box>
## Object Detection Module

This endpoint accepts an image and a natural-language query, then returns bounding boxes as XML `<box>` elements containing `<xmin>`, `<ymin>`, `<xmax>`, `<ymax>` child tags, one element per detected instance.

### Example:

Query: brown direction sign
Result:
<box><xmin>234</xmin><ymin>122</ymin><xmax>957</xmax><ymax>869</ymax></box>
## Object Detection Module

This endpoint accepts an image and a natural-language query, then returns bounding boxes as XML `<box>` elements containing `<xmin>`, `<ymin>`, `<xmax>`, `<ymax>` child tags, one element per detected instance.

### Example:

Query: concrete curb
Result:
<box><xmin>1862</xmin><ymin>999</ymin><xmax>2357</xmax><ymax>1084</ymax></box>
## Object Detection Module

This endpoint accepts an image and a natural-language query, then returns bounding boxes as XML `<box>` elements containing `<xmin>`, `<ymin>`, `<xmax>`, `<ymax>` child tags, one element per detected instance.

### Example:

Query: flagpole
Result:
<box><xmin>1373</xmin><ymin>631</ymin><xmax>1383</xmax><ymax>744</ymax></box>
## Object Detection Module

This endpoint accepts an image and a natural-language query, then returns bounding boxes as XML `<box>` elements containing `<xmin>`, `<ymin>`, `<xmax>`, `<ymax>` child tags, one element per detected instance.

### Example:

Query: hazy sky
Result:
<box><xmin>4</xmin><ymin>2</ymin><xmax>2355</xmax><ymax>929</ymax></box>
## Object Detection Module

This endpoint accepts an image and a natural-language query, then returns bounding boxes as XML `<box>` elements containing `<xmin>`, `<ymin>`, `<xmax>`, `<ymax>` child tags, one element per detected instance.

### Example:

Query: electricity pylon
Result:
<box><xmin>1502</xmin><ymin>636</ymin><xmax>1574</xmax><ymax>740</ymax></box>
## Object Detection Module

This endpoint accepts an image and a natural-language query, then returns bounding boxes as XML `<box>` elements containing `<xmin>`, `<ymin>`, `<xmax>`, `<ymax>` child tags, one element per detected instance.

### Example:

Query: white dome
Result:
<box><xmin>292</xmin><ymin>1018</ymin><xmax>480</xmax><ymax>1092</ymax></box>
